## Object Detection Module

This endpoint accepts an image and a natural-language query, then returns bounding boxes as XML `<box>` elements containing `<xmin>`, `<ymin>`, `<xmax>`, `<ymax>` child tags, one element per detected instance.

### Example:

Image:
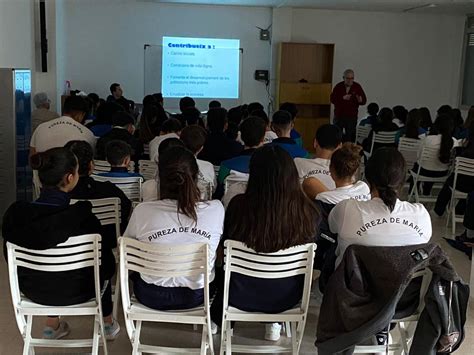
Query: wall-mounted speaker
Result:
<box><xmin>39</xmin><ymin>0</ymin><xmax>48</xmax><ymax>72</ymax></box>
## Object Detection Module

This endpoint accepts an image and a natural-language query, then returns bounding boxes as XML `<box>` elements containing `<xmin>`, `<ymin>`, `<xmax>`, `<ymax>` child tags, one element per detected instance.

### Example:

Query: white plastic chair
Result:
<box><xmin>143</xmin><ymin>143</ymin><xmax>150</xmax><ymax>157</ymax></box>
<box><xmin>368</xmin><ymin>131</ymin><xmax>398</xmax><ymax>157</ymax></box>
<box><xmin>138</xmin><ymin>159</ymin><xmax>157</xmax><ymax>181</ymax></box>
<box><xmin>71</xmin><ymin>198</ymin><xmax>122</xmax><ymax>319</ymax></box>
<box><xmin>353</xmin><ymin>269</ymin><xmax>432</xmax><ymax>354</ymax></box>
<box><xmin>220</xmin><ymin>240</ymin><xmax>316</xmax><ymax>354</ymax></box>
<box><xmin>93</xmin><ymin>159</ymin><xmax>135</xmax><ymax>175</ymax></box>
<box><xmin>355</xmin><ymin>125</ymin><xmax>371</xmax><ymax>145</ymax></box>
<box><xmin>6</xmin><ymin>234</ymin><xmax>107</xmax><ymax>355</ymax></box>
<box><xmin>119</xmin><ymin>238</ymin><xmax>214</xmax><ymax>355</ymax></box>
<box><xmin>198</xmin><ymin>181</ymin><xmax>214</xmax><ymax>201</ymax></box>
<box><xmin>222</xmin><ymin>173</ymin><xmax>249</xmax><ymax>208</ymax></box>
<box><xmin>408</xmin><ymin>146</ymin><xmax>451</xmax><ymax>203</ymax></box>
<box><xmin>398</xmin><ymin>137</ymin><xmax>423</xmax><ymax>192</ymax></box>
<box><xmin>446</xmin><ymin>157</ymin><xmax>474</xmax><ymax>235</ymax></box>
<box><xmin>92</xmin><ymin>174</ymin><xmax>143</xmax><ymax>202</ymax></box>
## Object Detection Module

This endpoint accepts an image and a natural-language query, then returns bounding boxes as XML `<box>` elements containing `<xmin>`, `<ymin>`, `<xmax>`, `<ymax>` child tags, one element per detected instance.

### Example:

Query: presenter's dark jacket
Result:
<box><xmin>2</xmin><ymin>189</ymin><xmax>115</xmax><ymax>306</ymax></box>
<box><xmin>330</xmin><ymin>81</ymin><xmax>367</xmax><ymax>119</ymax></box>
<box><xmin>69</xmin><ymin>176</ymin><xmax>132</xmax><ymax>243</ymax></box>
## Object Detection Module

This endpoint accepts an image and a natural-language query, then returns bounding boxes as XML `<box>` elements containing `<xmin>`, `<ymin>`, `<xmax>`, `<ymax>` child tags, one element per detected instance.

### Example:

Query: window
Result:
<box><xmin>461</xmin><ymin>15</ymin><xmax>474</xmax><ymax>106</ymax></box>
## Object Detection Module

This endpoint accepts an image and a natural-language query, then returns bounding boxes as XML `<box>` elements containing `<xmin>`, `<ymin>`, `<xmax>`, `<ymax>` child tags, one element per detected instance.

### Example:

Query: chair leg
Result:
<box><xmin>200</xmin><ymin>325</ymin><xmax>208</xmax><ymax>355</ymax></box>
<box><xmin>91</xmin><ymin>314</ymin><xmax>100</xmax><ymax>355</ymax></box>
<box><xmin>112</xmin><ymin>269</ymin><xmax>120</xmax><ymax>320</ymax></box>
<box><xmin>98</xmin><ymin>313</ymin><xmax>108</xmax><ymax>355</ymax></box>
<box><xmin>451</xmin><ymin>198</ymin><xmax>457</xmax><ymax>236</ymax></box>
<box><xmin>291</xmin><ymin>322</ymin><xmax>298</xmax><ymax>355</ymax></box>
<box><xmin>225</xmin><ymin>321</ymin><xmax>232</xmax><ymax>354</ymax></box>
<box><xmin>219</xmin><ymin>321</ymin><xmax>226</xmax><ymax>355</ymax></box>
<box><xmin>206</xmin><ymin>316</ymin><xmax>215</xmax><ymax>355</ymax></box>
<box><xmin>22</xmin><ymin>315</ymin><xmax>34</xmax><ymax>355</ymax></box>
<box><xmin>285</xmin><ymin>321</ymin><xmax>292</xmax><ymax>338</ymax></box>
<box><xmin>132</xmin><ymin>320</ymin><xmax>142</xmax><ymax>355</ymax></box>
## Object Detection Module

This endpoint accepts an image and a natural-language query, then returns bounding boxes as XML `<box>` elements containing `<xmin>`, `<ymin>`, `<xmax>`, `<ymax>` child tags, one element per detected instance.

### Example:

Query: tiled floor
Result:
<box><xmin>0</xmin><ymin>211</ymin><xmax>473</xmax><ymax>354</ymax></box>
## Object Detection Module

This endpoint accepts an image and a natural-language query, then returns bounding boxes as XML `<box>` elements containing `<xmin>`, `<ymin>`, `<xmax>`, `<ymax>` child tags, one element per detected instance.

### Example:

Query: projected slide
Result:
<box><xmin>162</xmin><ymin>36</ymin><xmax>240</xmax><ymax>99</ymax></box>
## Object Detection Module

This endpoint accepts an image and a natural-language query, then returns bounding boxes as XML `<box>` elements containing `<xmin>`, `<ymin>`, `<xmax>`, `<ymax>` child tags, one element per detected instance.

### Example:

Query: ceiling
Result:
<box><xmin>146</xmin><ymin>0</ymin><xmax>474</xmax><ymax>14</ymax></box>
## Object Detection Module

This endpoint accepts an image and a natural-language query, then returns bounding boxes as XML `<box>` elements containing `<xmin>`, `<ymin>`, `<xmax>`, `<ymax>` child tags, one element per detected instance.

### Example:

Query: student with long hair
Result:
<box><xmin>329</xmin><ymin>148</ymin><xmax>432</xmax><ymax>267</ymax></box>
<box><xmin>395</xmin><ymin>108</ymin><xmax>427</xmax><ymax>143</ymax></box>
<box><xmin>419</xmin><ymin>107</ymin><xmax>433</xmax><ymax>132</ymax></box>
<box><xmin>2</xmin><ymin>148</ymin><xmax>119</xmax><ymax>340</ymax></box>
<box><xmin>211</xmin><ymin>145</ymin><xmax>319</xmax><ymax>341</ymax></box>
<box><xmin>124</xmin><ymin>147</ymin><xmax>224</xmax><ymax>312</ymax></box>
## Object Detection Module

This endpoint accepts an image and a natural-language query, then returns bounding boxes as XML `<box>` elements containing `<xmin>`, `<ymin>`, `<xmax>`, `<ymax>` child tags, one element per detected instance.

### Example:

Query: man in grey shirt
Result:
<box><xmin>31</xmin><ymin>92</ymin><xmax>59</xmax><ymax>132</ymax></box>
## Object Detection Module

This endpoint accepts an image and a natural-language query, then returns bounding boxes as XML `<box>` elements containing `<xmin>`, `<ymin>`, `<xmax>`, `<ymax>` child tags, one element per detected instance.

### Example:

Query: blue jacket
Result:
<box><xmin>218</xmin><ymin>149</ymin><xmax>255</xmax><ymax>184</ymax></box>
<box><xmin>271</xmin><ymin>137</ymin><xmax>309</xmax><ymax>159</ymax></box>
<box><xmin>97</xmin><ymin>167</ymin><xmax>143</xmax><ymax>178</ymax></box>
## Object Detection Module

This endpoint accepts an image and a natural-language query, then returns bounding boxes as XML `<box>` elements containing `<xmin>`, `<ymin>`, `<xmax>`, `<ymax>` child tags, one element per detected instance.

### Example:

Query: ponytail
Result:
<box><xmin>365</xmin><ymin>148</ymin><xmax>406</xmax><ymax>212</ymax></box>
<box><xmin>434</xmin><ymin>114</ymin><xmax>454</xmax><ymax>164</ymax></box>
<box><xmin>159</xmin><ymin>146</ymin><xmax>200</xmax><ymax>222</ymax></box>
<box><xmin>31</xmin><ymin>147</ymin><xmax>77</xmax><ymax>188</ymax></box>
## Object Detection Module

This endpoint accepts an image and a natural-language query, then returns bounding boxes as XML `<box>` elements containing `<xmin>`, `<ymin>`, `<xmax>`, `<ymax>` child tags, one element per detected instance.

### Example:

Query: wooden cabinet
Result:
<box><xmin>276</xmin><ymin>43</ymin><xmax>334</xmax><ymax>152</ymax></box>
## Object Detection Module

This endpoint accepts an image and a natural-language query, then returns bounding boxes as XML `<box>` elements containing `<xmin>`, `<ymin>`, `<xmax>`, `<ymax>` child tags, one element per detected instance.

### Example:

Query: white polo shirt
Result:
<box><xmin>294</xmin><ymin>157</ymin><xmax>336</xmax><ymax>189</ymax></box>
<box><xmin>123</xmin><ymin>199</ymin><xmax>224</xmax><ymax>289</ymax></box>
<box><xmin>222</xmin><ymin>170</ymin><xmax>248</xmax><ymax>208</ymax></box>
<box><xmin>197</xmin><ymin>159</ymin><xmax>217</xmax><ymax>192</ymax></box>
<box><xmin>30</xmin><ymin>115</ymin><xmax>96</xmax><ymax>152</ymax></box>
<box><xmin>149</xmin><ymin>132</ymin><xmax>180</xmax><ymax>162</ymax></box>
<box><xmin>264</xmin><ymin>130</ymin><xmax>278</xmax><ymax>144</ymax></box>
<box><xmin>420</xmin><ymin>135</ymin><xmax>461</xmax><ymax>172</ymax></box>
<box><xmin>316</xmin><ymin>181</ymin><xmax>371</xmax><ymax>204</ymax></box>
<box><xmin>329</xmin><ymin>198</ymin><xmax>432</xmax><ymax>267</ymax></box>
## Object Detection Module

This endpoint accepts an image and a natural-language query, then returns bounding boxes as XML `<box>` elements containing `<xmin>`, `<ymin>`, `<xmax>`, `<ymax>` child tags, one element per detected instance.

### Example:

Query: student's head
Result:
<box><xmin>153</xmin><ymin>93</ymin><xmax>164</xmax><ymax>106</ymax></box>
<box><xmin>343</xmin><ymin>69</ymin><xmax>355</xmax><ymax>87</ymax></box>
<box><xmin>226</xmin><ymin>122</ymin><xmax>239</xmax><ymax>141</ymax></box>
<box><xmin>418</xmin><ymin>107</ymin><xmax>432</xmax><ymax>130</ymax></box>
<box><xmin>250</xmin><ymin>109</ymin><xmax>269</xmax><ymax>126</ymax></box>
<box><xmin>33</xmin><ymin>92</ymin><xmax>51</xmax><ymax>110</ymax></box>
<box><xmin>158</xmin><ymin>137</ymin><xmax>185</xmax><ymax>157</ymax></box>
<box><xmin>314</xmin><ymin>124</ymin><xmax>343</xmax><ymax>154</ymax></box>
<box><xmin>110</xmin><ymin>83</ymin><xmax>123</xmax><ymax>98</ymax></box>
<box><xmin>181</xmin><ymin>125</ymin><xmax>207</xmax><ymax>155</ymax></box>
<box><xmin>365</xmin><ymin>148</ymin><xmax>406</xmax><ymax>212</ymax></box>
<box><xmin>465</xmin><ymin>106</ymin><xmax>474</xmax><ymax>129</ymax></box>
<box><xmin>279</xmin><ymin>102</ymin><xmax>298</xmax><ymax>120</ymax></box>
<box><xmin>240</xmin><ymin>117</ymin><xmax>266</xmax><ymax>148</ymax></box>
<box><xmin>437</xmin><ymin>104</ymin><xmax>452</xmax><ymax>116</ymax></box>
<box><xmin>433</xmin><ymin>114</ymin><xmax>454</xmax><ymax>164</ymax></box>
<box><xmin>329</xmin><ymin>143</ymin><xmax>362</xmax><ymax>183</ymax></box>
<box><xmin>367</xmin><ymin>102</ymin><xmax>379</xmax><ymax>116</ymax></box>
<box><xmin>139</xmin><ymin>104</ymin><xmax>167</xmax><ymax>143</ymax></box>
<box><xmin>393</xmin><ymin>105</ymin><xmax>408</xmax><ymax>125</ymax></box>
<box><xmin>271</xmin><ymin>110</ymin><xmax>293</xmax><ymax>137</ymax></box>
<box><xmin>229</xmin><ymin>145</ymin><xmax>319</xmax><ymax>253</ymax></box>
<box><xmin>247</xmin><ymin>102</ymin><xmax>264</xmax><ymax>114</ymax></box>
<box><xmin>112</xmin><ymin>111</ymin><xmax>135</xmax><ymax>133</ymax></box>
<box><xmin>30</xmin><ymin>147</ymin><xmax>79</xmax><ymax>192</ymax></box>
<box><xmin>159</xmin><ymin>146</ymin><xmax>200</xmax><ymax>221</ymax></box>
<box><xmin>227</xmin><ymin>106</ymin><xmax>244</xmax><ymax>125</ymax></box>
<box><xmin>142</xmin><ymin>94</ymin><xmax>157</xmax><ymax>107</ymax></box>
<box><xmin>209</xmin><ymin>100</ymin><xmax>221</xmax><ymax>109</ymax></box>
<box><xmin>64</xmin><ymin>140</ymin><xmax>94</xmax><ymax>177</ymax></box>
<box><xmin>405</xmin><ymin>109</ymin><xmax>422</xmax><ymax>139</ymax></box>
<box><xmin>63</xmin><ymin>95</ymin><xmax>89</xmax><ymax>123</ymax></box>
<box><xmin>105</xmin><ymin>140</ymin><xmax>131</xmax><ymax>167</ymax></box>
<box><xmin>207</xmin><ymin>107</ymin><xmax>228</xmax><ymax>133</ymax></box>
<box><xmin>182</xmin><ymin>107</ymin><xmax>202</xmax><ymax>126</ymax></box>
<box><xmin>451</xmin><ymin>108</ymin><xmax>464</xmax><ymax>128</ymax></box>
<box><xmin>95</xmin><ymin>102</ymin><xmax>123</xmax><ymax>125</ymax></box>
<box><xmin>160</xmin><ymin>118</ymin><xmax>182</xmax><ymax>135</ymax></box>
<box><xmin>378</xmin><ymin>107</ymin><xmax>394</xmax><ymax>125</ymax></box>
<box><xmin>87</xmin><ymin>93</ymin><xmax>100</xmax><ymax>113</ymax></box>
<box><xmin>179</xmin><ymin>96</ymin><xmax>195</xmax><ymax>112</ymax></box>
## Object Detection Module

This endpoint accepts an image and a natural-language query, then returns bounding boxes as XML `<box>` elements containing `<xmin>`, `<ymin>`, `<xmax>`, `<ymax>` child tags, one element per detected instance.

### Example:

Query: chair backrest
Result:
<box><xmin>416</xmin><ymin>145</ymin><xmax>452</xmax><ymax>172</ymax></box>
<box><xmin>222</xmin><ymin>240</ymin><xmax>316</xmax><ymax>314</ymax></box>
<box><xmin>198</xmin><ymin>181</ymin><xmax>213</xmax><ymax>201</ymax></box>
<box><xmin>138</xmin><ymin>159</ymin><xmax>157</xmax><ymax>181</ymax></box>
<box><xmin>453</xmin><ymin>156</ymin><xmax>474</xmax><ymax>188</ymax></box>
<box><xmin>143</xmin><ymin>143</ymin><xmax>150</xmax><ymax>157</ymax></box>
<box><xmin>224</xmin><ymin>174</ymin><xmax>249</xmax><ymax>194</ymax></box>
<box><xmin>93</xmin><ymin>159</ymin><xmax>135</xmax><ymax>175</ymax></box>
<box><xmin>91</xmin><ymin>174</ymin><xmax>143</xmax><ymax>202</ymax></box>
<box><xmin>369</xmin><ymin>131</ymin><xmax>398</xmax><ymax>155</ymax></box>
<box><xmin>71</xmin><ymin>198</ymin><xmax>121</xmax><ymax>240</ymax></box>
<box><xmin>7</xmin><ymin>234</ymin><xmax>102</xmax><ymax>332</ymax></box>
<box><xmin>356</xmin><ymin>125</ymin><xmax>371</xmax><ymax>144</ymax></box>
<box><xmin>119</xmin><ymin>238</ymin><xmax>209</xmax><ymax>335</ymax></box>
<box><xmin>398</xmin><ymin>137</ymin><xmax>422</xmax><ymax>171</ymax></box>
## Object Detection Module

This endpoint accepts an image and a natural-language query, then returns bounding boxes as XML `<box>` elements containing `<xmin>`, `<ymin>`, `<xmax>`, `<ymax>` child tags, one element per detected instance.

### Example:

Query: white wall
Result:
<box><xmin>60</xmin><ymin>0</ymin><xmax>272</xmax><ymax>110</ymax></box>
<box><xmin>0</xmin><ymin>0</ymin><xmax>34</xmax><ymax>69</ymax></box>
<box><xmin>282</xmin><ymin>8</ymin><xmax>465</xmax><ymax>117</ymax></box>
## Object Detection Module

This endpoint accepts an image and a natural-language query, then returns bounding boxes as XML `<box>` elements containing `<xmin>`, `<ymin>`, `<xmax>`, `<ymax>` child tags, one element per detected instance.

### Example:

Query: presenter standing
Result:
<box><xmin>330</xmin><ymin>69</ymin><xmax>366</xmax><ymax>142</ymax></box>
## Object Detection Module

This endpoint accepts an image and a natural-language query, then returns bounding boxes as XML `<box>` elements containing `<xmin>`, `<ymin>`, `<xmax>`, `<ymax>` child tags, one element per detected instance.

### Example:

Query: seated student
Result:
<box><xmin>95</xmin><ymin>111</ymin><xmax>142</xmax><ymax>161</ymax></box>
<box><xmin>329</xmin><ymin>148</ymin><xmax>432</xmax><ymax>268</ymax></box>
<box><xmin>210</xmin><ymin>145</ymin><xmax>319</xmax><ymax>340</ymax></box>
<box><xmin>98</xmin><ymin>140</ymin><xmax>143</xmax><ymax>178</ymax></box>
<box><xmin>395</xmin><ymin>108</ymin><xmax>427</xmax><ymax>143</ymax></box>
<box><xmin>87</xmin><ymin>101</ymin><xmax>123</xmax><ymax>138</ymax></box>
<box><xmin>392</xmin><ymin>105</ymin><xmax>408</xmax><ymax>128</ymax></box>
<box><xmin>409</xmin><ymin>114</ymin><xmax>460</xmax><ymax>195</ymax></box>
<box><xmin>141</xmin><ymin>138</ymin><xmax>186</xmax><ymax>202</ymax></box>
<box><xmin>180</xmin><ymin>125</ymin><xmax>217</xmax><ymax>196</ymax></box>
<box><xmin>2</xmin><ymin>147</ymin><xmax>119</xmax><ymax>340</ymax></box>
<box><xmin>124</xmin><ymin>147</ymin><xmax>224</xmax><ymax>314</ymax></box>
<box><xmin>65</xmin><ymin>140</ymin><xmax>131</xmax><ymax>236</ymax></box>
<box><xmin>250</xmin><ymin>109</ymin><xmax>278</xmax><ymax>144</ymax></box>
<box><xmin>149</xmin><ymin>118</ymin><xmax>182</xmax><ymax>162</ymax></box>
<box><xmin>280</xmin><ymin>102</ymin><xmax>303</xmax><ymax>147</ymax></box>
<box><xmin>419</xmin><ymin>107</ymin><xmax>433</xmax><ymax>132</ymax></box>
<box><xmin>137</xmin><ymin>103</ymin><xmax>168</xmax><ymax>145</ymax></box>
<box><xmin>225</xmin><ymin>121</ymin><xmax>239</xmax><ymax>142</ymax></box>
<box><xmin>209</xmin><ymin>100</ymin><xmax>221</xmax><ymax>109</ymax></box>
<box><xmin>181</xmin><ymin>107</ymin><xmax>205</xmax><ymax>127</ymax></box>
<box><xmin>198</xmin><ymin>107</ymin><xmax>243</xmax><ymax>166</ymax></box>
<box><xmin>359</xmin><ymin>102</ymin><xmax>379</xmax><ymax>127</ymax></box>
<box><xmin>452</xmin><ymin>108</ymin><xmax>468</xmax><ymax>140</ymax></box>
<box><xmin>271</xmin><ymin>110</ymin><xmax>310</xmax><ymax>159</ymax></box>
<box><xmin>434</xmin><ymin>121</ymin><xmax>474</xmax><ymax>216</ymax></box>
<box><xmin>362</xmin><ymin>107</ymin><xmax>400</xmax><ymax>153</ymax></box>
<box><xmin>294</xmin><ymin>124</ymin><xmax>342</xmax><ymax>188</ymax></box>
